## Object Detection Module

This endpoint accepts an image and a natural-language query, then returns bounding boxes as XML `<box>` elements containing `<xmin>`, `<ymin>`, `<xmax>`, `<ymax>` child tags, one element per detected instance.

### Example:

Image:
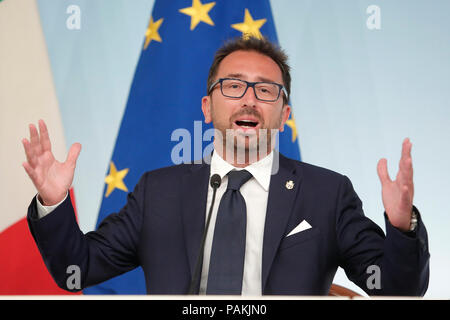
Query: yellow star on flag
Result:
<box><xmin>144</xmin><ymin>16</ymin><xmax>164</xmax><ymax>50</ymax></box>
<box><xmin>104</xmin><ymin>161</ymin><xmax>129</xmax><ymax>197</ymax></box>
<box><xmin>286</xmin><ymin>113</ymin><xmax>298</xmax><ymax>142</ymax></box>
<box><xmin>179</xmin><ymin>0</ymin><xmax>216</xmax><ymax>31</ymax></box>
<box><xmin>231</xmin><ymin>8</ymin><xmax>267</xmax><ymax>39</ymax></box>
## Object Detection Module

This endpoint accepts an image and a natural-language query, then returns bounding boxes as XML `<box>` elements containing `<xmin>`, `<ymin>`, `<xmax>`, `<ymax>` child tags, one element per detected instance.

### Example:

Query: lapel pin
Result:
<box><xmin>285</xmin><ymin>180</ymin><xmax>294</xmax><ymax>190</ymax></box>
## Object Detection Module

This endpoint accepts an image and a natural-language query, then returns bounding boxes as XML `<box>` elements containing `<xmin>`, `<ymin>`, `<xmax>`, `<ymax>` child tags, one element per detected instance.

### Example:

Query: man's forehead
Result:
<box><xmin>223</xmin><ymin>72</ymin><xmax>276</xmax><ymax>83</ymax></box>
<box><xmin>216</xmin><ymin>50</ymin><xmax>283</xmax><ymax>83</ymax></box>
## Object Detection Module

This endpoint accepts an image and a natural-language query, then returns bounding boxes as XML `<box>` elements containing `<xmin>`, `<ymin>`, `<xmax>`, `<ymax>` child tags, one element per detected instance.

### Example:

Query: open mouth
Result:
<box><xmin>235</xmin><ymin>120</ymin><xmax>259</xmax><ymax>128</ymax></box>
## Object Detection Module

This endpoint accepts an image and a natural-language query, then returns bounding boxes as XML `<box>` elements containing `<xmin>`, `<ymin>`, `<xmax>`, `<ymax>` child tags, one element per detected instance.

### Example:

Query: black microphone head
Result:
<box><xmin>210</xmin><ymin>174</ymin><xmax>221</xmax><ymax>189</ymax></box>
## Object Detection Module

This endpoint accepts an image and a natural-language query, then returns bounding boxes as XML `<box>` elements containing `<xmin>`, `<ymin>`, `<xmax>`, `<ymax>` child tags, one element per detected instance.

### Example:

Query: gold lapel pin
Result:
<box><xmin>285</xmin><ymin>180</ymin><xmax>294</xmax><ymax>190</ymax></box>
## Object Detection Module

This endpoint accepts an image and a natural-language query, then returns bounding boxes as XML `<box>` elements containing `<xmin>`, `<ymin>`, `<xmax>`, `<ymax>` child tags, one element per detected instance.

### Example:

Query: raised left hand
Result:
<box><xmin>377</xmin><ymin>138</ymin><xmax>414</xmax><ymax>232</ymax></box>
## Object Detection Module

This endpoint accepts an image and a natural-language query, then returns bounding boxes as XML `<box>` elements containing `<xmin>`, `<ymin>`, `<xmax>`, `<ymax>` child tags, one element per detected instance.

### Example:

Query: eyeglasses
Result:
<box><xmin>208</xmin><ymin>78</ymin><xmax>288</xmax><ymax>102</ymax></box>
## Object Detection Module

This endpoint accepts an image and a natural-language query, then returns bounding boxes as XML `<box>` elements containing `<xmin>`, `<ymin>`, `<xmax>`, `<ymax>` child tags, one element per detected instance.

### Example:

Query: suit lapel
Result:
<box><xmin>179</xmin><ymin>153</ymin><xmax>302</xmax><ymax>293</ymax></box>
<box><xmin>262</xmin><ymin>153</ymin><xmax>302</xmax><ymax>292</ymax></box>
<box><xmin>181</xmin><ymin>162</ymin><xmax>211</xmax><ymax>281</ymax></box>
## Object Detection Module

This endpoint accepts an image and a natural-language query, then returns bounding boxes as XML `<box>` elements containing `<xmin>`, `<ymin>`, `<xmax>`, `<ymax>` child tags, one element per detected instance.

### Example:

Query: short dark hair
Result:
<box><xmin>207</xmin><ymin>37</ymin><xmax>291</xmax><ymax>105</ymax></box>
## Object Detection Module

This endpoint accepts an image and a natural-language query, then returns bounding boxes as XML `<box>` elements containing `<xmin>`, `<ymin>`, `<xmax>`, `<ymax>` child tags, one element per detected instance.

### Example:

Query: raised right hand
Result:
<box><xmin>22</xmin><ymin>119</ymin><xmax>81</xmax><ymax>206</ymax></box>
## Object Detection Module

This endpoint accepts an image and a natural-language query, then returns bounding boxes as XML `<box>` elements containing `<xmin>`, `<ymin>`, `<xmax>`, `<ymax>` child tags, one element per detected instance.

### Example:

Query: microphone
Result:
<box><xmin>188</xmin><ymin>174</ymin><xmax>221</xmax><ymax>294</ymax></box>
<box><xmin>210</xmin><ymin>174</ymin><xmax>221</xmax><ymax>189</ymax></box>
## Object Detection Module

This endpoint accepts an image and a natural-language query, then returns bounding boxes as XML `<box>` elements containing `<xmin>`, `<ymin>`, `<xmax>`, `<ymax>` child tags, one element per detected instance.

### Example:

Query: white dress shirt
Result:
<box><xmin>36</xmin><ymin>193</ymin><xmax>67</xmax><ymax>219</ymax></box>
<box><xmin>36</xmin><ymin>150</ymin><xmax>274</xmax><ymax>296</ymax></box>
<box><xmin>199</xmin><ymin>151</ymin><xmax>273</xmax><ymax>296</ymax></box>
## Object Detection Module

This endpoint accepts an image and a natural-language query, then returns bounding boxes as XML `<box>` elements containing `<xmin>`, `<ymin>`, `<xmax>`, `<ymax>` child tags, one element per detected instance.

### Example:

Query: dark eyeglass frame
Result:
<box><xmin>208</xmin><ymin>77</ymin><xmax>288</xmax><ymax>102</ymax></box>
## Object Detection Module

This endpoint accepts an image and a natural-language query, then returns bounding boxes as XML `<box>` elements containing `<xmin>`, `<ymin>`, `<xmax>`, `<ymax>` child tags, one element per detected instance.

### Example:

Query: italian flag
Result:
<box><xmin>0</xmin><ymin>0</ymin><xmax>78</xmax><ymax>294</ymax></box>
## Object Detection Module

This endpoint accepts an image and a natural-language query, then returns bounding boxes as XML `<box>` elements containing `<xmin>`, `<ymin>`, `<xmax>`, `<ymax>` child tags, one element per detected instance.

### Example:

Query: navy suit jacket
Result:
<box><xmin>27</xmin><ymin>153</ymin><xmax>429</xmax><ymax>295</ymax></box>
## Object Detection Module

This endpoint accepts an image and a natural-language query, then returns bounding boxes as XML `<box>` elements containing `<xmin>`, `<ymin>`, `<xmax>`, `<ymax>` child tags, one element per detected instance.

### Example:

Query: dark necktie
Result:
<box><xmin>206</xmin><ymin>169</ymin><xmax>253</xmax><ymax>295</ymax></box>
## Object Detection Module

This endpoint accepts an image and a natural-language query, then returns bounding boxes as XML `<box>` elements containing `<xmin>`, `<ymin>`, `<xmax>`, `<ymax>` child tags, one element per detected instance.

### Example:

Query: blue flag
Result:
<box><xmin>84</xmin><ymin>0</ymin><xmax>301</xmax><ymax>294</ymax></box>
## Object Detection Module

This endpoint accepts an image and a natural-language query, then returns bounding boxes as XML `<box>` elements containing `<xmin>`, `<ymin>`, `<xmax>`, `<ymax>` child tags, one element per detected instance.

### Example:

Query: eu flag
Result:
<box><xmin>84</xmin><ymin>0</ymin><xmax>301</xmax><ymax>294</ymax></box>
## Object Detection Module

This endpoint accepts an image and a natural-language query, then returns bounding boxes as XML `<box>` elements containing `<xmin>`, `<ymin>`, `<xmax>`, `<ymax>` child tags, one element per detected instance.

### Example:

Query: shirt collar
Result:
<box><xmin>210</xmin><ymin>150</ymin><xmax>273</xmax><ymax>192</ymax></box>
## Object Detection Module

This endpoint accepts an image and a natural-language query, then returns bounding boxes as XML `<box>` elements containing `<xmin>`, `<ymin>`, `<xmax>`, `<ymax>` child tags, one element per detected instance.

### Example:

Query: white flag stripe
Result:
<box><xmin>0</xmin><ymin>0</ymin><xmax>67</xmax><ymax>232</ymax></box>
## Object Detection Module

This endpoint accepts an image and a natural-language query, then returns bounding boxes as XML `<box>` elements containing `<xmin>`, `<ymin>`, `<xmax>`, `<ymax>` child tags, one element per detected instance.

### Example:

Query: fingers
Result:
<box><xmin>401</xmin><ymin>138</ymin><xmax>412</xmax><ymax>160</ymax></box>
<box><xmin>399</xmin><ymin>157</ymin><xmax>413</xmax><ymax>182</ymax></box>
<box><xmin>399</xmin><ymin>138</ymin><xmax>413</xmax><ymax>183</ymax></box>
<box><xmin>22</xmin><ymin>138</ymin><xmax>37</xmax><ymax>168</ymax></box>
<box><xmin>29</xmin><ymin>123</ymin><xmax>43</xmax><ymax>156</ymax></box>
<box><xmin>66</xmin><ymin>143</ymin><xmax>82</xmax><ymax>168</ymax></box>
<box><xmin>377</xmin><ymin>158</ymin><xmax>392</xmax><ymax>185</ymax></box>
<box><xmin>27</xmin><ymin>120</ymin><xmax>53</xmax><ymax>156</ymax></box>
<box><xmin>38</xmin><ymin>119</ymin><xmax>52</xmax><ymax>152</ymax></box>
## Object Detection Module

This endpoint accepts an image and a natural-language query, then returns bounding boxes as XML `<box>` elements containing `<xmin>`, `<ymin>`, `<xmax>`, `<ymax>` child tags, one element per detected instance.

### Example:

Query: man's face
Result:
<box><xmin>202</xmin><ymin>50</ymin><xmax>291</xmax><ymax>156</ymax></box>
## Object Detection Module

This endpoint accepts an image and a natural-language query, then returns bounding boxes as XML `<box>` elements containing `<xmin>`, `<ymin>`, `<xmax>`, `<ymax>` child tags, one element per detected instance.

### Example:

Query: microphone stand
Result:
<box><xmin>188</xmin><ymin>174</ymin><xmax>221</xmax><ymax>294</ymax></box>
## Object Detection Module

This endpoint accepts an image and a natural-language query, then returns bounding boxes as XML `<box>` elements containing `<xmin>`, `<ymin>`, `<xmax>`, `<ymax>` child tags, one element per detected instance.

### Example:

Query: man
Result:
<box><xmin>22</xmin><ymin>37</ymin><xmax>429</xmax><ymax>296</ymax></box>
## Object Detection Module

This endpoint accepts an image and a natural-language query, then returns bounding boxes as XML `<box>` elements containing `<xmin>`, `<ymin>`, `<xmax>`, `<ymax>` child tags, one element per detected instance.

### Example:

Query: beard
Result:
<box><xmin>210</xmin><ymin>102</ymin><xmax>282</xmax><ymax>165</ymax></box>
